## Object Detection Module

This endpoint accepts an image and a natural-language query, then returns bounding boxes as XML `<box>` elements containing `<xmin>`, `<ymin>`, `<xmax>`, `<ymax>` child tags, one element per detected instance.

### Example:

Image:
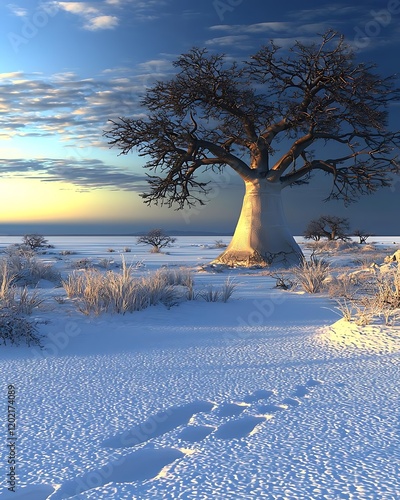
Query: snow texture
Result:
<box><xmin>0</xmin><ymin>236</ymin><xmax>399</xmax><ymax>499</ymax></box>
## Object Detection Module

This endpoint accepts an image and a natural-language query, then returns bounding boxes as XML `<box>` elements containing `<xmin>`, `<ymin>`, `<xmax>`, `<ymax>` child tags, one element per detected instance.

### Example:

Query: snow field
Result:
<box><xmin>0</xmin><ymin>236</ymin><xmax>399</xmax><ymax>499</ymax></box>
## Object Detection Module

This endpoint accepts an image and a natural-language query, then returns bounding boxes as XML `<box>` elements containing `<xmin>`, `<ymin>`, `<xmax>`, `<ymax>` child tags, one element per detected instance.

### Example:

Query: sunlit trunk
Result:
<box><xmin>213</xmin><ymin>179</ymin><xmax>303</xmax><ymax>267</ymax></box>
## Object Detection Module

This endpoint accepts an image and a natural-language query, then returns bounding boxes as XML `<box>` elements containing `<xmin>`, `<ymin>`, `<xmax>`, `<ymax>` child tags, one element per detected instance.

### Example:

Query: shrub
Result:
<box><xmin>334</xmin><ymin>264</ymin><xmax>400</xmax><ymax>326</ymax></box>
<box><xmin>198</xmin><ymin>285</ymin><xmax>220</xmax><ymax>302</ymax></box>
<box><xmin>60</xmin><ymin>250</ymin><xmax>76</xmax><ymax>256</ymax></box>
<box><xmin>5</xmin><ymin>245</ymin><xmax>35</xmax><ymax>259</ymax></box>
<box><xmin>1</xmin><ymin>287</ymin><xmax>44</xmax><ymax>315</ymax></box>
<box><xmin>0</xmin><ymin>256</ymin><xmax>61</xmax><ymax>287</ymax></box>
<box><xmin>0</xmin><ymin>311</ymin><xmax>41</xmax><ymax>346</ymax></box>
<box><xmin>155</xmin><ymin>267</ymin><xmax>193</xmax><ymax>287</ymax></box>
<box><xmin>305</xmin><ymin>240</ymin><xmax>359</xmax><ymax>255</ymax></box>
<box><xmin>220</xmin><ymin>278</ymin><xmax>237</xmax><ymax>302</ymax></box>
<box><xmin>214</xmin><ymin>240</ymin><xmax>227</xmax><ymax>249</ymax></box>
<box><xmin>63</xmin><ymin>259</ymin><xmax>180</xmax><ymax>315</ymax></box>
<box><xmin>326</xmin><ymin>273</ymin><xmax>359</xmax><ymax>300</ymax></box>
<box><xmin>72</xmin><ymin>258</ymin><xmax>92</xmax><ymax>269</ymax></box>
<box><xmin>98</xmin><ymin>258</ymin><xmax>114</xmax><ymax>269</ymax></box>
<box><xmin>293</xmin><ymin>258</ymin><xmax>330</xmax><ymax>293</ymax></box>
<box><xmin>374</xmin><ymin>266</ymin><xmax>400</xmax><ymax>310</ymax></box>
<box><xmin>197</xmin><ymin>278</ymin><xmax>237</xmax><ymax>302</ymax></box>
<box><xmin>269</xmin><ymin>272</ymin><xmax>295</xmax><ymax>290</ymax></box>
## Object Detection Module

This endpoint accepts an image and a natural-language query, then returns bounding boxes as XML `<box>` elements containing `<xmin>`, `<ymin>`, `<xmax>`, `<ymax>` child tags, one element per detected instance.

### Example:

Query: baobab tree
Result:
<box><xmin>106</xmin><ymin>30</ymin><xmax>400</xmax><ymax>267</ymax></box>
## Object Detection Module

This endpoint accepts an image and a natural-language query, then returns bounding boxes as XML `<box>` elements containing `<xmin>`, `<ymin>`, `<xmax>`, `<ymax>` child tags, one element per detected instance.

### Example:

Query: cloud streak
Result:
<box><xmin>0</xmin><ymin>157</ymin><xmax>148</xmax><ymax>191</ymax></box>
<box><xmin>0</xmin><ymin>61</ymin><xmax>174</xmax><ymax>146</ymax></box>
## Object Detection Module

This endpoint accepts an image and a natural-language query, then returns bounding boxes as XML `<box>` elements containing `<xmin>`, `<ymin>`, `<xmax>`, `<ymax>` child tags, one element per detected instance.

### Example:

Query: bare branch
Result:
<box><xmin>105</xmin><ymin>30</ymin><xmax>400</xmax><ymax>208</ymax></box>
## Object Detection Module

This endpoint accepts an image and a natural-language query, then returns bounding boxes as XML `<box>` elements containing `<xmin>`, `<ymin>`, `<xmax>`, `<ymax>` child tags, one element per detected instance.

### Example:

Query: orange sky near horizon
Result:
<box><xmin>0</xmin><ymin>178</ymin><xmax>145</xmax><ymax>223</ymax></box>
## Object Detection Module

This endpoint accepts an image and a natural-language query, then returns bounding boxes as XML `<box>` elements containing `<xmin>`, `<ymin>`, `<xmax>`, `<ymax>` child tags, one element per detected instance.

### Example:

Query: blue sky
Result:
<box><xmin>0</xmin><ymin>0</ymin><xmax>399</xmax><ymax>235</ymax></box>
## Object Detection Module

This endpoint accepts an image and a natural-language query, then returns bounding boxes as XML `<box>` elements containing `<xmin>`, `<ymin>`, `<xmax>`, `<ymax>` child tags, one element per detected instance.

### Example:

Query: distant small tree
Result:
<box><xmin>304</xmin><ymin>215</ymin><xmax>350</xmax><ymax>241</ymax></box>
<box><xmin>137</xmin><ymin>229</ymin><xmax>176</xmax><ymax>253</ymax></box>
<box><xmin>354</xmin><ymin>229</ymin><xmax>372</xmax><ymax>244</ymax></box>
<box><xmin>22</xmin><ymin>234</ymin><xmax>49</xmax><ymax>250</ymax></box>
<box><xmin>303</xmin><ymin>220</ymin><xmax>324</xmax><ymax>241</ymax></box>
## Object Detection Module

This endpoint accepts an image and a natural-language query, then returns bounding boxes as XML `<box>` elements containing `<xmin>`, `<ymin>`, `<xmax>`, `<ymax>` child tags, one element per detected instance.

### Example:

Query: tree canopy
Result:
<box><xmin>304</xmin><ymin>215</ymin><xmax>350</xmax><ymax>241</ymax></box>
<box><xmin>105</xmin><ymin>30</ymin><xmax>400</xmax><ymax>209</ymax></box>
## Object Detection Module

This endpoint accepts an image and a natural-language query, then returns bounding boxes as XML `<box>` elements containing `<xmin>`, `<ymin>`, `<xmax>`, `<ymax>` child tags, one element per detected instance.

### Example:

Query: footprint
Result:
<box><xmin>306</xmin><ymin>378</ymin><xmax>323</xmax><ymax>388</ymax></box>
<box><xmin>178</xmin><ymin>425</ymin><xmax>216</xmax><ymax>442</ymax></box>
<box><xmin>291</xmin><ymin>385</ymin><xmax>310</xmax><ymax>398</ymax></box>
<box><xmin>0</xmin><ymin>484</ymin><xmax>55</xmax><ymax>500</ymax></box>
<box><xmin>216</xmin><ymin>402</ymin><xmax>250</xmax><ymax>417</ymax></box>
<box><xmin>49</xmin><ymin>448</ymin><xmax>186</xmax><ymax>499</ymax></box>
<box><xmin>103</xmin><ymin>400</ymin><xmax>214</xmax><ymax>448</ymax></box>
<box><xmin>258</xmin><ymin>403</ymin><xmax>288</xmax><ymax>414</ymax></box>
<box><xmin>51</xmin><ymin>382</ymin><xmax>325</xmax><ymax>497</ymax></box>
<box><xmin>214</xmin><ymin>416</ymin><xmax>266</xmax><ymax>439</ymax></box>
<box><xmin>282</xmin><ymin>397</ymin><xmax>301</xmax><ymax>407</ymax></box>
<box><xmin>243</xmin><ymin>389</ymin><xmax>274</xmax><ymax>403</ymax></box>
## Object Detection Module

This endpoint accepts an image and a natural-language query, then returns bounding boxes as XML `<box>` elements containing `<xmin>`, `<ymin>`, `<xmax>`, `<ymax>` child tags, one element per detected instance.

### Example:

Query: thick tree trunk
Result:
<box><xmin>213</xmin><ymin>180</ymin><xmax>303</xmax><ymax>267</ymax></box>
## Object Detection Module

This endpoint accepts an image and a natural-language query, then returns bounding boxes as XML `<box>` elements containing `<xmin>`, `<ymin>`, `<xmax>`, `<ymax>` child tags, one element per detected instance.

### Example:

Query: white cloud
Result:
<box><xmin>84</xmin><ymin>15</ymin><xmax>119</xmax><ymax>30</ymax></box>
<box><xmin>0</xmin><ymin>71</ymin><xmax>24</xmax><ymax>80</ymax></box>
<box><xmin>55</xmin><ymin>0</ymin><xmax>166</xmax><ymax>30</ymax></box>
<box><xmin>57</xmin><ymin>1</ymin><xmax>99</xmax><ymax>16</ymax></box>
<box><xmin>205</xmin><ymin>35</ymin><xmax>251</xmax><ymax>48</ymax></box>
<box><xmin>289</xmin><ymin>5</ymin><xmax>359</xmax><ymax>22</ymax></box>
<box><xmin>7</xmin><ymin>3</ymin><xmax>28</xmax><ymax>17</ymax></box>
<box><xmin>137</xmin><ymin>59</ymin><xmax>173</xmax><ymax>72</ymax></box>
<box><xmin>209</xmin><ymin>22</ymin><xmax>291</xmax><ymax>34</ymax></box>
<box><xmin>56</xmin><ymin>1</ymin><xmax>118</xmax><ymax>30</ymax></box>
<box><xmin>0</xmin><ymin>62</ymin><xmax>175</xmax><ymax>146</ymax></box>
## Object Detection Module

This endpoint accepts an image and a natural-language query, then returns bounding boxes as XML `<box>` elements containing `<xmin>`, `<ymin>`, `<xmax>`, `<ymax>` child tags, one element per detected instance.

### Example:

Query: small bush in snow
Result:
<box><xmin>198</xmin><ymin>278</ymin><xmax>237</xmax><ymax>302</ymax></box>
<box><xmin>0</xmin><ymin>311</ymin><xmax>41</xmax><ymax>346</ymax></box>
<box><xmin>334</xmin><ymin>299</ymin><xmax>355</xmax><ymax>322</ymax></box>
<box><xmin>214</xmin><ymin>240</ymin><xmax>227</xmax><ymax>249</ymax></box>
<box><xmin>374</xmin><ymin>266</ymin><xmax>400</xmax><ymax>310</ymax></box>
<box><xmin>306</xmin><ymin>240</ymin><xmax>359</xmax><ymax>256</ymax></box>
<box><xmin>220</xmin><ymin>278</ymin><xmax>237</xmax><ymax>302</ymax></box>
<box><xmin>5</xmin><ymin>244</ymin><xmax>35</xmax><ymax>259</ymax></box>
<box><xmin>98</xmin><ymin>258</ymin><xmax>114</xmax><ymax>269</ymax></box>
<box><xmin>293</xmin><ymin>258</ymin><xmax>330</xmax><ymax>293</ymax></box>
<box><xmin>0</xmin><ymin>255</ymin><xmax>60</xmax><ymax>287</ymax></box>
<box><xmin>326</xmin><ymin>273</ymin><xmax>359</xmax><ymax>300</ymax></box>
<box><xmin>268</xmin><ymin>272</ymin><xmax>295</xmax><ymax>290</ymax></box>
<box><xmin>1</xmin><ymin>287</ymin><xmax>44</xmax><ymax>315</ymax></box>
<box><xmin>63</xmin><ymin>259</ymin><xmax>180</xmax><ymax>315</ymax></box>
<box><xmin>198</xmin><ymin>285</ymin><xmax>220</xmax><ymax>302</ymax></box>
<box><xmin>334</xmin><ymin>263</ymin><xmax>400</xmax><ymax>326</ymax></box>
<box><xmin>155</xmin><ymin>267</ymin><xmax>193</xmax><ymax>287</ymax></box>
<box><xmin>72</xmin><ymin>258</ymin><xmax>92</xmax><ymax>270</ymax></box>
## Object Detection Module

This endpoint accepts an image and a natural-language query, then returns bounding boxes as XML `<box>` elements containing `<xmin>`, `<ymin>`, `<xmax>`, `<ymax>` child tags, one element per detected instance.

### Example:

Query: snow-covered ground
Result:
<box><xmin>0</xmin><ymin>236</ymin><xmax>399</xmax><ymax>499</ymax></box>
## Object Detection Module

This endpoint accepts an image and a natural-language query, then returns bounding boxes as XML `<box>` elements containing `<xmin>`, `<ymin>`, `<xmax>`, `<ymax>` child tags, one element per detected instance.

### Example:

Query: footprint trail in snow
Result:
<box><xmin>45</xmin><ymin>378</ymin><xmax>323</xmax><ymax>499</ymax></box>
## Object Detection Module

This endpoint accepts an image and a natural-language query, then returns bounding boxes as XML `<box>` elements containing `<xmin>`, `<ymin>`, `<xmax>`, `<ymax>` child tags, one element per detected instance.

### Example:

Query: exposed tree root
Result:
<box><xmin>212</xmin><ymin>248</ymin><xmax>302</xmax><ymax>268</ymax></box>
